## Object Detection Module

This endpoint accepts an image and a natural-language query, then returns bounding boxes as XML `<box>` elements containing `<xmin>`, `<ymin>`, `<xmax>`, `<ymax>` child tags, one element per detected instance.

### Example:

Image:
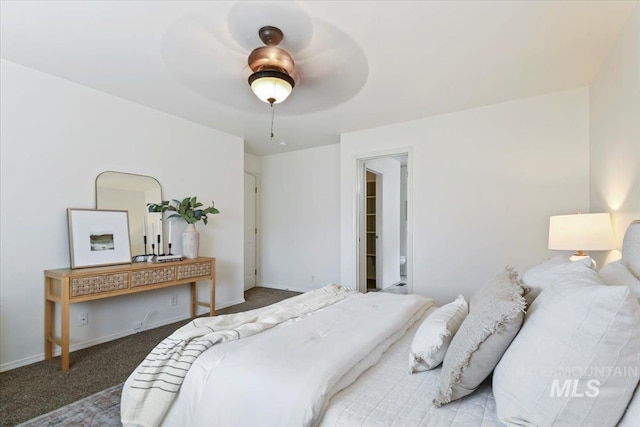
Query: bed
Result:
<box><xmin>121</xmin><ymin>220</ymin><xmax>640</xmax><ymax>427</ymax></box>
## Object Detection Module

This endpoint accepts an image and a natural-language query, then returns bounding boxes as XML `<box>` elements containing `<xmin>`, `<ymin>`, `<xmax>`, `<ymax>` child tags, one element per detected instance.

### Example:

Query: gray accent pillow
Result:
<box><xmin>434</xmin><ymin>267</ymin><xmax>526</xmax><ymax>406</ymax></box>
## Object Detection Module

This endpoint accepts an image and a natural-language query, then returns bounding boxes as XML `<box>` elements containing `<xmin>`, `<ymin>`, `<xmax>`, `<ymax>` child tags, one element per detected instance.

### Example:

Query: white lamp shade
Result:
<box><xmin>250</xmin><ymin>76</ymin><xmax>292</xmax><ymax>104</ymax></box>
<box><xmin>548</xmin><ymin>213</ymin><xmax>615</xmax><ymax>251</ymax></box>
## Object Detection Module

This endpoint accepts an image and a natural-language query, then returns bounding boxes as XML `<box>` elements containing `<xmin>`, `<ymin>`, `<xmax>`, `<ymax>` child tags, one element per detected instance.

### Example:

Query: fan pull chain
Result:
<box><xmin>270</xmin><ymin>102</ymin><xmax>275</xmax><ymax>141</ymax></box>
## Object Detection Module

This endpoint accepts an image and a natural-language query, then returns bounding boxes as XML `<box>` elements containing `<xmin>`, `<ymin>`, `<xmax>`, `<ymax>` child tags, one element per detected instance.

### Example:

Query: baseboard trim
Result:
<box><xmin>257</xmin><ymin>283</ymin><xmax>311</xmax><ymax>293</ymax></box>
<box><xmin>217</xmin><ymin>297</ymin><xmax>246</xmax><ymax>310</ymax></box>
<box><xmin>0</xmin><ymin>297</ymin><xmax>247</xmax><ymax>373</ymax></box>
<box><xmin>196</xmin><ymin>297</ymin><xmax>245</xmax><ymax>316</ymax></box>
<box><xmin>0</xmin><ymin>314</ymin><xmax>190</xmax><ymax>372</ymax></box>
<box><xmin>1</xmin><ymin>354</ymin><xmax>47</xmax><ymax>373</ymax></box>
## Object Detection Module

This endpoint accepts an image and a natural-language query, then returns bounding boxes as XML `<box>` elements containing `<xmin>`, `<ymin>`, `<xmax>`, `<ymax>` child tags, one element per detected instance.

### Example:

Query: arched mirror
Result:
<box><xmin>96</xmin><ymin>171</ymin><xmax>162</xmax><ymax>257</ymax></box>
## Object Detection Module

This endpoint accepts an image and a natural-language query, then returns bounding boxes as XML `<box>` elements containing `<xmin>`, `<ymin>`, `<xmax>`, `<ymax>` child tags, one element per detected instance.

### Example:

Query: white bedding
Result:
<box><xmin>121</xmin><ymin>221</ymin><xmax>640</xmax><ymax>427</ymax></box>
<box><xmin>122</xmin><ymin>284</ymin><xmax>358</xmax><ymax>427</ymax></box>
<box><xmin>155</xmin><ymin>291</ymin><xmax>434</xmax><ymax>427</ymax></box>
<box><xmin>319</xmin><ymin>307</ymin><xmax>505</xmax><ymax>427</ymax></box>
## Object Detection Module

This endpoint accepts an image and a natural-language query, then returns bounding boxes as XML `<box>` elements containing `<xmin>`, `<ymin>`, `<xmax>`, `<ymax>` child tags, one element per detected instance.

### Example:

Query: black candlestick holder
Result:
<box><xmin>143</xmin><ymin>235</ymin><xmax>149</xmax><ymax>256</ymax></box>
<box><xmin>167</xmin><ymin>243</ymin><xmax>173</xmax><ymax>255</ymax></box>
<box><xmin>151</xmin><ymin>243</ymin><xmax>156</xmax><ymax>256</ymax></box>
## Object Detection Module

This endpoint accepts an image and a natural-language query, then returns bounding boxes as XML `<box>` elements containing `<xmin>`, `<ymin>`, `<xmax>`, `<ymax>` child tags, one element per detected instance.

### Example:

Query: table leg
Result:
<box><xmin>61</xmin><ymin>299</ymin><xmax>70</xmax><ymax>371</ymax></box>
<box><xmin>44</xmin><ymin>293</ymin><xmax>53</xmax><ymax>360</ymax></box>
<box><xmin>59</xmin><ymin>278</ymin><xmax>71</xmax><ymax>371</ymax></box>
<box><xmin>190</xmin><ymin>282</ymin><xmax>197</xmax><ymax>318</ymax></box>
<box><xmin>210</xmin><ymin>280</ymin><xmax>215</xmax><ymax>317</ymax></box>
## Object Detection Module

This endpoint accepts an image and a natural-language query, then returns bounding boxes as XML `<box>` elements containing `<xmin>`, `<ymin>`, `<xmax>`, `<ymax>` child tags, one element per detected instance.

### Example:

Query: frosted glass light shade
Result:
<box><xmin>548</xmin><ymin>213</ymin><xmax>615</xmax><ymax>252</ymax></box>
<box><xmin>248</xmin><ymin>70</ymin><xmax>294</xmax><ymax>104</ymax></box>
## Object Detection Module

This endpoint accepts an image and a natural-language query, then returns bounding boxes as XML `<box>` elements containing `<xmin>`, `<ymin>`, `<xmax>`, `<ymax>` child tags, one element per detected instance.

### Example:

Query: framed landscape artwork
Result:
<box><xmin>68</xmin><ymin>208</ymin><xmax>132</xmax><ymax>268</ymax></box>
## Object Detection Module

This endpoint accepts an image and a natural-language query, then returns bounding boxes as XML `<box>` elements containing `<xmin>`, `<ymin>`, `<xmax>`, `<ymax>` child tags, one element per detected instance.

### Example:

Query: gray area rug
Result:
<box><xmin>17</xmin><ymin>383</ymin><xmax>123</xmax><ymax>427</ymax></box>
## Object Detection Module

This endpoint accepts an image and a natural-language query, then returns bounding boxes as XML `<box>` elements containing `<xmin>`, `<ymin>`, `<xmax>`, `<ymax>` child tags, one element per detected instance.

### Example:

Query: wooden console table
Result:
<box><xmin>44</xmin><ymin>257</ymin><xmax>215</xmax><ymax>371</ymax></box>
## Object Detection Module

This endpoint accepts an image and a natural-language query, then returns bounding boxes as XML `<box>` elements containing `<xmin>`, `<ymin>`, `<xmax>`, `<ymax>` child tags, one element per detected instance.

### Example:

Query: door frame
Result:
<box><xmin>355</xmin><ymin>148</ymin><xmax>412</xmax><ymax>294</ymax></box>
<box><xmin>244</xmin><ymin>171</ymin><xmax>259</xmax><ymax>290</ymax></box>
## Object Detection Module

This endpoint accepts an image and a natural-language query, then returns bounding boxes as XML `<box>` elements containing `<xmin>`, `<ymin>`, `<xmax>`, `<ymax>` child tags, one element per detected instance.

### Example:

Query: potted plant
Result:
<box><xmin>148</xmin><ymin>197</ymin><xmax>220</xmax><ymax>259</ymax></box>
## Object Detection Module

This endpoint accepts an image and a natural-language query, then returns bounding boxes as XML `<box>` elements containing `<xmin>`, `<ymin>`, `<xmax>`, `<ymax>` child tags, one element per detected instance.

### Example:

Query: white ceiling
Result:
<box><xmin>1</xmin><ymin>1</ymin><xmax>636</xmax><ymax>156</ymax></box>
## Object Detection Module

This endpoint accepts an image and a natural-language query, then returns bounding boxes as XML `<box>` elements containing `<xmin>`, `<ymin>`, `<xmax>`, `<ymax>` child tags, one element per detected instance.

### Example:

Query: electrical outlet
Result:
<box><xmin>79</xmin><ymin>312</ymin><xmax>88</xmax><ymax>327</ymax></box>
<box><xmin>170</xmin><ymin>294</ymin><xmax>178</xmax><ymax>307</ymax></box>
<box><xmin>133</xmin><ymin>321</ymin><xmax>143</xmax><ymax>332</ymax></box>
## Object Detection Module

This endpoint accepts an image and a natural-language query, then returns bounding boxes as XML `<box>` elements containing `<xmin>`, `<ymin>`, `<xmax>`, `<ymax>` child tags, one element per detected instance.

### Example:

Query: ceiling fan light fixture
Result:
<box><xmin>248</xmin><ymin>69</ymin><xmax>295</xmax><ymax>104</ymax></box>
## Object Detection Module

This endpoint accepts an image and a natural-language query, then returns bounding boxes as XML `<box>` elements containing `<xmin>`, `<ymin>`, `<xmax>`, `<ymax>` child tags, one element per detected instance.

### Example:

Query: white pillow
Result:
<box><xmin>600</xmin><ymin>260</ymin><xmax>640</xmax><ymax>300</ymax></box>
<box><xmin>622</xmin><ymin>221</ymin><xmax>640</xmax><ymax>280</ymax></box>
<box><xmin>493</xmin><ymin>263</ymin><xmax>640</xmax><ymax>427</ymax></box>
<box><xmin>618</xmin><ymin>382</ymin><xmax>640</xmax><ymax>427</ymax></box>
<box><xmin>522</xmin><ymin>256</ymin><xmax>593</xmax><ymax>305</ymax></box>
<box><xmin>409</xmin><ymin>294</ymin><xmax>468</xmax><ymax>372</ymax></box>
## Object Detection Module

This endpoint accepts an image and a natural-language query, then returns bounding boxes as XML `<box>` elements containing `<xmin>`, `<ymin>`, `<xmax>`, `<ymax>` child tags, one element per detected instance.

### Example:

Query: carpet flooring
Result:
<box><xmin>0</xmin><ymin>287</ymin><xmax>300</xmax><ymax>426</ymax></box>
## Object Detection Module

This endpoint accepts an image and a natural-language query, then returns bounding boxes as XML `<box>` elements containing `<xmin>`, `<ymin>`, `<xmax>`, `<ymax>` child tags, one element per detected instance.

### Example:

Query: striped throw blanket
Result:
<box><xmin>120</xmin><ymin>284</ymin><xmax>357</xmax><ymax>427</ymax></box>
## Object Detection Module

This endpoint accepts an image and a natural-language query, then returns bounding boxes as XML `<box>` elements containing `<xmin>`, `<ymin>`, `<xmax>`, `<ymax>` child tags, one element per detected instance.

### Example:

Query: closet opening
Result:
<box><xmin>356</xmin><ymin>153</ymin><xmax>409</xmax><ymax>294</ymax></box>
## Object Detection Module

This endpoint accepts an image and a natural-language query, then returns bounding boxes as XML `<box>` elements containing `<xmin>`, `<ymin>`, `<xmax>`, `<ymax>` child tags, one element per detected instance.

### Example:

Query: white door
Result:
<box><xmin>244</xmin><ymin>173</ymin><xmax>257</xmax><ymax>291</ymax></box>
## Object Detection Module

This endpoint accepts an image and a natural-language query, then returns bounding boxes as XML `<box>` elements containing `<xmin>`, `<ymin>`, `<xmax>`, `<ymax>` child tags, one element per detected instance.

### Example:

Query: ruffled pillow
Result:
<box><xmin>434</xmin><ymin>267</ymin><xmax>526</xmax><ymax>406</ymax></box>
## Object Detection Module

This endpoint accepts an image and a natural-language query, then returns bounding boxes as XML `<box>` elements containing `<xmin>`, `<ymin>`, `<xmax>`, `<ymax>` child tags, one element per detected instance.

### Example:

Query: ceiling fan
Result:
<box><xmin>161</xmin><ymin>2</ymin><xmax>368</xmax><ymax>115</ymax></box>
<box><xmin>247</xmin><ymin>26</ymin><xmax>299</xmax><ymax>105</ymax></box>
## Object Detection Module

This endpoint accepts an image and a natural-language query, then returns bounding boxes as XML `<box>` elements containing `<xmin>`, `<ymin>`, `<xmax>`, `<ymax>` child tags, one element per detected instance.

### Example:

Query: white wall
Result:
<box><xmin>364</xmin><ymin>157</ymin><xmax>402</xmax><ymax>288</ymax></box>
<box><xmin>341</xmin><ymin>88</ymin><xmax>591</xmax><ymax>305</ymax></box>
<box><xmin>244</xmin><ymin>153</ymin><xmax>262</xmax><ymax>175</ymax></box>
<box><xmin>0</xmin><ymin>59</ymin><xmax>245</xmax><ymax>371</ymax></box>
<box><xmin>260</xmin><ymin>144</ymin><xmax>341</xmax><ymax>292</ymax></box>
<box><xmin>590</xmin><ymin>3</ymin><xmax>640</xmax><ymax>263</ymax></box>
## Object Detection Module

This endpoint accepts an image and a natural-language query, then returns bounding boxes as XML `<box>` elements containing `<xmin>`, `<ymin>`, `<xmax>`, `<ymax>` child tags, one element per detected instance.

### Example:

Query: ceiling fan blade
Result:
<box><xmin>282</xmin><ymin>29</ymin><xmax>369</xmax><ymax>114</ymax></box>
<box><xmin>162</xmin><ymin>20</ymin><xmax>269</xmax><ymax>112</ymax></box>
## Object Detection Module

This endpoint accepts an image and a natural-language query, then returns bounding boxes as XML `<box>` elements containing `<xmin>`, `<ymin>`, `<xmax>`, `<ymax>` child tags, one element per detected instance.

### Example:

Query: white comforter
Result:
<box><xmin>122</xmin><ymin>284</ymin><xmax>358</xmax><ymax>427</ymax></box>
<box><xmin>157</xmin><ymin>291</ymin><xmax>434</xmax><ymax>427</ymax></box>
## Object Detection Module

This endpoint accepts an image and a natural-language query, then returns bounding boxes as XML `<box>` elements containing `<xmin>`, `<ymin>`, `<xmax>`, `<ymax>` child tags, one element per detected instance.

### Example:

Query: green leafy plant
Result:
<box><xmin>148</xmin><ymin>197</ymin><xmax>220</xmax><ymax>225</ymax></box>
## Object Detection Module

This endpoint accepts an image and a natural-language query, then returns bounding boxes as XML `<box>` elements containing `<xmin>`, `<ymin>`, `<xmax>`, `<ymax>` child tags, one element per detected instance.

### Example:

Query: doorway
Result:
<box><xmin>357</xmin><ymin>154</ymin><xmax>409</xmax><ymax>294</ymax></box>
<box><xmin>244</xmin><ymin>172</ymin><xmax>257</xmax><ymax>291</ymax></box>
<box><xmin>365</xmin><ymin>170</ymin><xmax>382</xmax><ymax>291</ymax></box>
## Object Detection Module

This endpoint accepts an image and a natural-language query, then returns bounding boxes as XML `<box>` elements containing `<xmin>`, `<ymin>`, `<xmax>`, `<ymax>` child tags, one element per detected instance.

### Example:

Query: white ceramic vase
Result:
<box><xmin>182</xmin><ymin>223</ymin><xmax>200</xmax><ymax>259</ymax></box>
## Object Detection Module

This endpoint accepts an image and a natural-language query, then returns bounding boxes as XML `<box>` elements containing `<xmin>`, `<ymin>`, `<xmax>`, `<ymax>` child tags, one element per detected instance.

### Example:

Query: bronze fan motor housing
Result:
<box><xmin>248</xmin><ymin>26</ymin><xmax>296</xmax><ymax>87</ymax></box>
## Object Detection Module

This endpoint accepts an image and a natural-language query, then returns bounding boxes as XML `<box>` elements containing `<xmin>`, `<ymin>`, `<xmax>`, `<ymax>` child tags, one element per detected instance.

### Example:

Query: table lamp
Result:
<box><xmin>548</xmin><ymin>213</ymin><xmax>615</xmax><ymax>262</ymax></box>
